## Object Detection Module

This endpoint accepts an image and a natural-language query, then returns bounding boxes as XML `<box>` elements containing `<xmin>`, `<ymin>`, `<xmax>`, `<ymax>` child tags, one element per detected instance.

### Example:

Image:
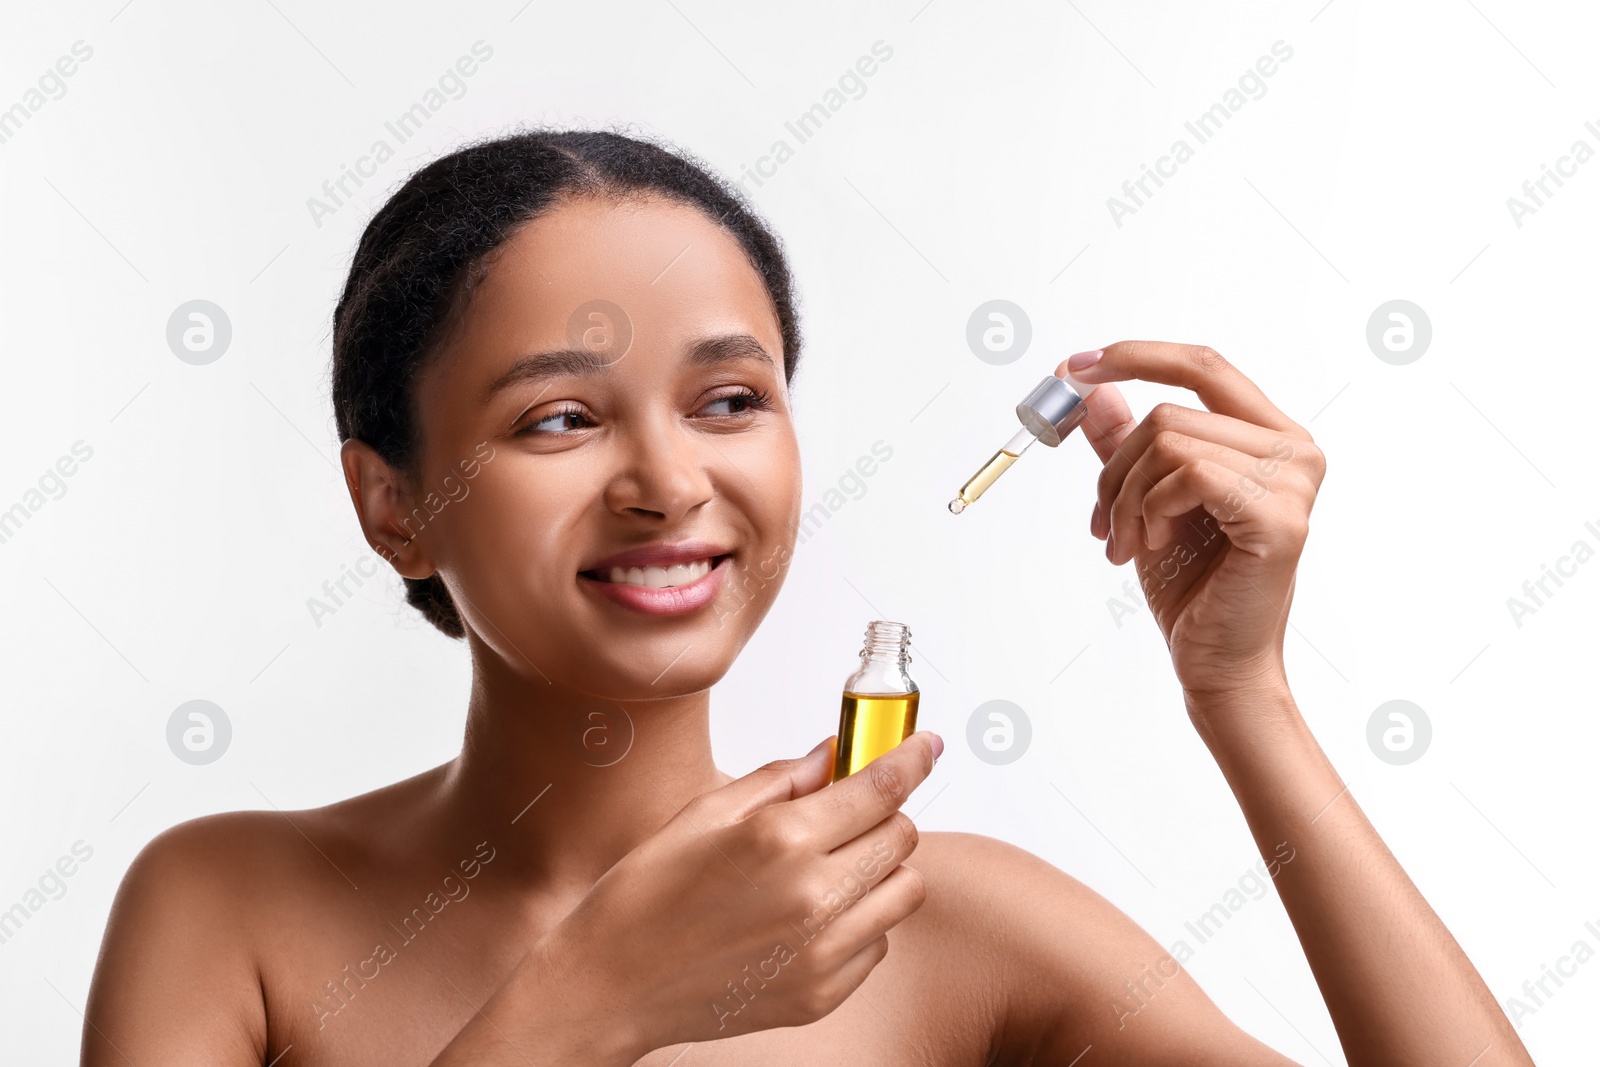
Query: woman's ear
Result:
<box><xmin>339</xmin><ymin>439</ymin><xmax>438</xmax><ymax>581</ymax></box>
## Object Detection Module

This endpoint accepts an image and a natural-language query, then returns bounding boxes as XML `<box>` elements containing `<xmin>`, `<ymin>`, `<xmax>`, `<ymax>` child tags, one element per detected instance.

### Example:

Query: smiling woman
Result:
<box><xmin>82</xmin><ymin>127</ymin><xmax>1533</xmax><ymax>1067</ymax></box>
<box><xmin>326</xmin><ymin>130</ymin><xmax>803</xmax><ymax>646</ymax></box>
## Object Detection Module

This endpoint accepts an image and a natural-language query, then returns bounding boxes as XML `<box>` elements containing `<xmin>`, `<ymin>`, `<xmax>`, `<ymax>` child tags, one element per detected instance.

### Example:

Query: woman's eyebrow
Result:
<box><xmin>684</xmin><ymin>333</ymin><xmax>775</xmax><ymax>372</ymax></box>
<box><xmin>481</xmin><ymin>333</ymin><xmax>776</xmax><ymax>404</ymax></box>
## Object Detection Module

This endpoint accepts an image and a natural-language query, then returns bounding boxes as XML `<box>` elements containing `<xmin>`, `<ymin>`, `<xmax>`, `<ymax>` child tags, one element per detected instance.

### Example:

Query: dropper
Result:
<box><xmin>948</xmin><ymin>372</ymin><xmax>1097</xmax><ymax>514</ymax></box>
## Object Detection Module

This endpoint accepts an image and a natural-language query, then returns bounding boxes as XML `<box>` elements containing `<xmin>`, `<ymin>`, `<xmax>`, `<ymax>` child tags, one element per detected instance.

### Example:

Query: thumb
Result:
<box><xmin>1073</xmin><ymin>379</ymin><xmax>1138</xmax><ymax>466</ymax></box>
<box><xmin>1052</xmin><ymin>352</ymin><xmax>1138</xmax><ymax>465</ymax></box>
<box><xmin>716</xmin><ymin>735</ymin><xmax>837</xmax><ymax>823</ymax></box>
<box><xmin>794</xmin><ymin>734</ymin><xmax>837</xmax><ymax>795</ymax></box>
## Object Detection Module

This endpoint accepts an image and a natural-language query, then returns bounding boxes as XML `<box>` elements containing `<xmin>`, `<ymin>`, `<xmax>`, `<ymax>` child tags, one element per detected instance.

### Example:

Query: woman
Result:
<box><xmin>83</xmin><ymin>129</ymin><xmax>1531</xmax><ymax>1066</ymax></box>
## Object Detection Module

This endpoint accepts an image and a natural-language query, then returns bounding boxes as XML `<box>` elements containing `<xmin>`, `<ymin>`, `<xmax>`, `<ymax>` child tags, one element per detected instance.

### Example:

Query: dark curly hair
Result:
<box><xmin>330</xmin><ymin>126</ymin><xmax>804</xmax><ymax>638</ymax></box>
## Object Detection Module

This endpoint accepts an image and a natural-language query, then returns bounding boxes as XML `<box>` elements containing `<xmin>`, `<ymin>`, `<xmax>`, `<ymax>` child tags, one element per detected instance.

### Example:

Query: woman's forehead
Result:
<box><xmin>499</xmin><ymin>194</ymin><xmax>759</xmax><ymax>294</ymax></box>
<box><xmin>417</xmin><ymin>195</ymin><xmax>785</xmax><ymax>406</ymax></box>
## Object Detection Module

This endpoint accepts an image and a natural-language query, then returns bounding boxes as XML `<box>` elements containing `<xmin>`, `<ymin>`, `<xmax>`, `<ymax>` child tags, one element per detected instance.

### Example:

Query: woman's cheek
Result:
<box><xmin>452</xmin><ymin>478</ymin><xmax>559</xmax><ymax>587</ymax></box>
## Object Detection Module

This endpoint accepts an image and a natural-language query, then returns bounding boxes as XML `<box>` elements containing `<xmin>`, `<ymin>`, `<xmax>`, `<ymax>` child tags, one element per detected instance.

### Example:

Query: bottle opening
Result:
<box><xmin>861</xmin><ymin>620</ymin><xmax>912</xmax><ymax>664</ymax></box>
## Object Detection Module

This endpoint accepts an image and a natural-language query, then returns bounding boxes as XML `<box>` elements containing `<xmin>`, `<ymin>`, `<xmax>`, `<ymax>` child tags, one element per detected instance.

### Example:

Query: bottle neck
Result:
<box><xmin>859</xmin><ymin>620</ymin><xmax>912</xmax><ymax>670</ymax></box>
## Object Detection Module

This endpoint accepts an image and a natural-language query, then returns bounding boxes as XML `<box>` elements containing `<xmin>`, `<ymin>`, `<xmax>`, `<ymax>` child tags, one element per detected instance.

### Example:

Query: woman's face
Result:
<box><xmin>404</xmin><ymin>193</ymin><xmax>802</xmax><ymax>698</ymax></box>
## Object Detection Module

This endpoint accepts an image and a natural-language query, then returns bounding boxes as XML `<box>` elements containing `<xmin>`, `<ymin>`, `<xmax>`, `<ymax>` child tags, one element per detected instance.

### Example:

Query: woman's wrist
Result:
<box><xmin>520</xmin><ymin>926</ymin><xmax>654</xmax><ymax>1064</ymax></box>
<box><xmin>1180</xmin><ymin>660</ymin><xmax>1301</xmax><ymax>760</ymax></box>
<box><xmin>430</xmin><ymin>933</ymin><xmax>650</xmax><ymax>1066</ymax></box>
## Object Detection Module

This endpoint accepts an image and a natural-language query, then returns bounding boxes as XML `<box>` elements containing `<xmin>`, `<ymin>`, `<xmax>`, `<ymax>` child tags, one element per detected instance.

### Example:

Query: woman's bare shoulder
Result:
<box><xmin>83</xmin><ymin>764</ymin><xmax>453</xmax><ymax>1063</ymax></box>
<box><xmin>121</xmin><ymin>762</ymin><xmax>450</xmax><ymax>892</ymax></box>
<box><xmin>904</xmin><ymin>831</ymin><xmax>1297</xmax><ymax>1066</ymax></box>
<box><xmin>95</xmin><ymin>765</ymin><xmax>446</xmax><ymax>978</ymax></box>
<box><xmin>909</xmin><ymin>829</ymin><xmax>1115</xmax><ymax>925</ymax></box>
<box><xmin>903</xmin><ymin>829</ymin><xmax>1140</xmax><ymax>977</ymax></box>
<box><xmin>83</xmin><ymin>810</ymin><xmax>288</xmax><ymax>1063</ymax></box>
<box><xmin>905</xmin><ymin>829</ymin><xmax>1175</xmax><ymax>993</ymax></box>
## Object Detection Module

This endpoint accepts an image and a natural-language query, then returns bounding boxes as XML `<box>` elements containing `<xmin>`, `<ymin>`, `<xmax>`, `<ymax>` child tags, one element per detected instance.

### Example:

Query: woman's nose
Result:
<box><xmin>602</xmin><ymin>424</ymin><xmax>715</xmax><ymax>523</ymax></box>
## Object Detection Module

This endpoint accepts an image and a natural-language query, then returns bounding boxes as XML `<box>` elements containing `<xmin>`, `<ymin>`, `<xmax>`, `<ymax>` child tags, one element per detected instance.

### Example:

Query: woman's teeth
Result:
<box><xmin>604</xmin><ymin>558</ymin><xmax>714</xmax><ymax>588</ymax></box>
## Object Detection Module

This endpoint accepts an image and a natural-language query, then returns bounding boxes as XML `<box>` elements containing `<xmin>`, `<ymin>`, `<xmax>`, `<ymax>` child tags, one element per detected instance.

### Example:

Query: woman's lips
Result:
<box><xmin>578</xmin><ymin>555</ymin><xmax>731</xmax><ymax>616</ymax></box>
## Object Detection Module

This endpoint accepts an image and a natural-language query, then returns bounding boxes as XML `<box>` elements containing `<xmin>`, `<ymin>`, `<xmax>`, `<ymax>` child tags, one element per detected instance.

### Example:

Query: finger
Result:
<box><xmin>826</xmin><ymin>808</ymin><xmax>917</xmax><ymax>895</ymax></box>
<box><xmin>817</xmin><ymin>864</ymin><xmax>925</xmax><ymax>968</ymax></box>
<box><xmin>780</xmin><ymin>816</ymin><xmax>916</xmax><ymax>947</ymax></box>
<box><xmin>836</xmin><ymin>933</ymin><xmax>890</xmax><ymax>994</ymax></box>
<box><xmin>714</xmin><ymin>735</ymin><xmax>837</xmax><ymax>824</ymax></box>
<box><xmin>1070</xmin><ymin>380</ymin><xmax>1139</xmax><ymax>467</ymax></box>
<box><xmin>1096</xmin><ymin>406</ymin><xmax>1300</xmax><ymax>543</ymax></box>
<box><xmin>1105</xmin><ymin>436</ymin><xmax>1263</xmax><ymax>563</ymax></box>
<box><xmin>793</xmin><ymin>731</ymin><xmax>938</xmax><ymax>851</ymax></box>
<box><xmin>1067</xmin><ymin>342</ymin><xmax>1304</xmax><ymax>436</ymax></box>
<box><xmin>1142</xmin><ymin>459</ymin><xmax>1307</xmax><ymax>559</ymax></box>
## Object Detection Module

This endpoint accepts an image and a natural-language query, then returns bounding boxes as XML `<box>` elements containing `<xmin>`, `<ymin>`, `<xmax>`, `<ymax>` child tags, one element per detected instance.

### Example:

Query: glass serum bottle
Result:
<box><xmin>831</xmin><ymin>621</ymin><xmax>920</xmax><ymax>782</ymax></box>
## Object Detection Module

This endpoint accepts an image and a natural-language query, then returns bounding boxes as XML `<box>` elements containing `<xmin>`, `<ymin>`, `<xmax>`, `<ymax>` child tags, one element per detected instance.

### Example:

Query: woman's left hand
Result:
<box><xmin>1059</xmin><ymin>341</ymin><xmax>1327</xmax><ymax>704</ymax></box>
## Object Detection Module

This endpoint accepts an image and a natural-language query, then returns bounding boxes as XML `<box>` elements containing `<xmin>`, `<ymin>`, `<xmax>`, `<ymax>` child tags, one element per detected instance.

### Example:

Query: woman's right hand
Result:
<box><xmin>536</xmin><ymin>730</ymin><xmax>941</xmax><ymax>1054</ymax></box>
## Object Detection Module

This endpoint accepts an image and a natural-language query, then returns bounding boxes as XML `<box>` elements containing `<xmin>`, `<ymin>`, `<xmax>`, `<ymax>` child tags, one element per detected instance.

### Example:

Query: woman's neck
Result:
<box><xmin>440</xmin><ymin>634</ymin><xmax>735</xmax><ymax>893</ymax></box>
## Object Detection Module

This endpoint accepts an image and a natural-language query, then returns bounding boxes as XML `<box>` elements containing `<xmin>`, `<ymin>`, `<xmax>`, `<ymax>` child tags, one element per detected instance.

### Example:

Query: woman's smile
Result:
<box><xmin>577</xmin><ymin>541</ymin><xmax>736</xmax><ymax>616</ymax></box>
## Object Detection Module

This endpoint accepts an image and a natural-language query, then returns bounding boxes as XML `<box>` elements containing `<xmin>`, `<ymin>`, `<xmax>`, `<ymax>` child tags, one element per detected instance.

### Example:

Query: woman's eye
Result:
<box><xmin>702</xmin><ymin>389</ymin><xmax>771</xmax><ymax>416</ymax></box>
<box><xmin>519</xmin><ymin>390</ymin><xmax>770</xmax><ymax>435</ymax></box>
<box><xmin>703</xmin><ymin>396</ymin><xmax>747</xmax><ymax>415</ymax></box>
<box><xmin>521</xmin><ymin>408</ymin><xmax>589</xmax><ymax>435</ymax></box>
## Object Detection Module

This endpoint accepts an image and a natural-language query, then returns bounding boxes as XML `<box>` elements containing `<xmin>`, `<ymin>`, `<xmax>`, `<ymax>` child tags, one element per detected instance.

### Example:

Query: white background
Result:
<box><xmin>2</xmin><ymin>1</ymin><xmax>1596</xmax><ymax>1062</ymax></box>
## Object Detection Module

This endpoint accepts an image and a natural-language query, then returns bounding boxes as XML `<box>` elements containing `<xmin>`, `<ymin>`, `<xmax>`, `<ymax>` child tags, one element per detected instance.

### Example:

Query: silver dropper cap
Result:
<box><xmin>1016</xmin><ymin>374</ymin><xmax>1095</xmax><ymax>446</ymax></box>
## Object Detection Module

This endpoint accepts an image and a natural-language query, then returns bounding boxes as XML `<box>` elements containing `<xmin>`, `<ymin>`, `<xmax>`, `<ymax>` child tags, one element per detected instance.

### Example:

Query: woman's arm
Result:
<box><xmin>1188</xmin><ymin>680</ymin><xmax>1523</xmax><ymax>1066</ymax></box>
<box><xmin>1055</xmin><ymin>340</ymin><xmax>1532</xmax><ymax>1066</ymax></box>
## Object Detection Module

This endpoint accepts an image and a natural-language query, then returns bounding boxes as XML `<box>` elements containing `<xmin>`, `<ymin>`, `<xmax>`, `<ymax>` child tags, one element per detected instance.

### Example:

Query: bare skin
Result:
<box><xmin>82</xmin><ymin>194</ymin><xmax>1533</xmax><ymax>1067</ymax></box>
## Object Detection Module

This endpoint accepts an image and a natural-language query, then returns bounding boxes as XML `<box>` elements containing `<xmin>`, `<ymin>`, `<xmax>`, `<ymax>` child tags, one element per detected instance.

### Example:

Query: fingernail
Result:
<box><xmin>810</xmin><ymin>736</ymin><xmax>831</xmax><ymax>758</ymax></box>
<box><xmin>1106</xmin><ymin>530</ymin><xmax>1117</xmax><ymax>562</ymax></box>
<box><xmin>1067</xmin><ymin>348</ymin><xmax>1103</xmax><ymax>372</ymax></box>
<box><xmin>930</xmin><ymin>734</ymin><xmax>944</xmax><ymax>761</ymax></box>
<box><xmin>1090</xmin><ymin>501</ymin><xmax>1104</xmax><ymax>539</ymax></box>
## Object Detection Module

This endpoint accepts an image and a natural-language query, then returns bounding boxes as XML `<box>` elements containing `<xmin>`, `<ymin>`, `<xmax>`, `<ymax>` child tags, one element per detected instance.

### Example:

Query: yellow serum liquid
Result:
<box><xmin>950</xmin><ymin>447</ymin><xmax>1022</xmax><ymax>513</ymax></box>
<box><xmin>832</xmin><ymin>690</ymin><xmax>920</xmax><ymax>782</ymax></box>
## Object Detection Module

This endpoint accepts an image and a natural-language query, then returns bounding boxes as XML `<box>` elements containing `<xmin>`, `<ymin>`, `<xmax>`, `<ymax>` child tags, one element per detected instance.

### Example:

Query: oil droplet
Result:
<box><xmin>948</xmin><ymin>497</ymin><xmax>966</xmax><ymax>515</ymax></box>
